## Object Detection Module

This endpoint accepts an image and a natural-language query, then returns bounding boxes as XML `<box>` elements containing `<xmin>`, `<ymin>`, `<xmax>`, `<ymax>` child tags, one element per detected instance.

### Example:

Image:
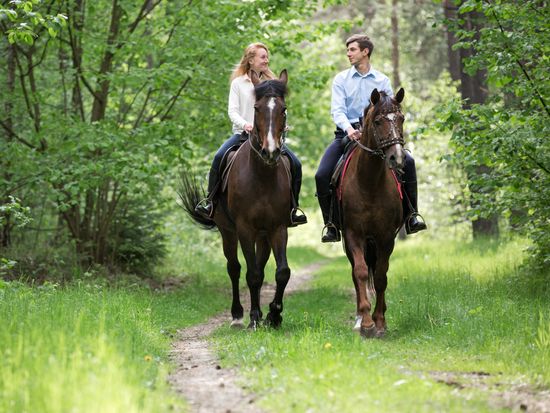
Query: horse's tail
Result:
<box><xmin>178</xmin><ymin>171</ymin><xmax>216</xmax><ymax>230</ymax></box>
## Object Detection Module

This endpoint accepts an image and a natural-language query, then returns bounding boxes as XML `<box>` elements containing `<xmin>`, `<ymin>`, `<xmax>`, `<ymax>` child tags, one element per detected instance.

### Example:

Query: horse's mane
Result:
<box><xmin>254</xmin><ymin>79</ymin><xmax>287</xmax><ymax>100</ymax></box>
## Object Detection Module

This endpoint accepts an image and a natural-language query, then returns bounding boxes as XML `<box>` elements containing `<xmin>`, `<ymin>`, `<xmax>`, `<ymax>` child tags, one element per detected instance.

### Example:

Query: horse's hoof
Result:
<box><xmin>247</xmin><ymin>320</ymin><xmax>259</xmax><ymax>331</ymax></box>
<box><xmin>360</xmin><ymin>324</ymin><xmax>377</xmax><ymax>339</ymax></box>
<box><xmin>375</xmin><ymin>328</ymin><xmax>386</xmax><ymax>338</ymax></box>
<box><xmin>352</xmin><ymin>315</ymin><xmax>362</xmax><ymax>331</ymax></box>
<box><xmin>265</xmin><ymin>312</ymin><xmax>282</xmax><ymax>328</ymax></box>
<box><xmin>230</xmin><ymin>318</ymin><xmax>245</xmax><ymax>329</ymax></box>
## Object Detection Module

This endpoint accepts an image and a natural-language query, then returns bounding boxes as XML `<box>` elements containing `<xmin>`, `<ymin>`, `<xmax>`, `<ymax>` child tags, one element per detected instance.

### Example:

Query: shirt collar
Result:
<box><xmin>351</xmin><ymin>65</ymin><xmax>375</xmax><ymax>78</ymax></box>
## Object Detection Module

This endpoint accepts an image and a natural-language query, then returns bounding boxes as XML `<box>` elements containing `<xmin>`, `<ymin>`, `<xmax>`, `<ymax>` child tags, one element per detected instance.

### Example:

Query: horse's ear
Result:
<box><xmin>395</xmin><ymin>87</ymin><xmax>405</xmax><ymax>103</ymax></box>
<box><xmin>249</xmin><ymin>70</ymin><xmax>260</xmax><ymax>86</ymax></box>
<box><xmin>370</xmin><ymin>88</ymin><xmax>380</xmax><ymax>106</ymax></box>
<box><xmin>279</xmin><ymin>69</ymin><xmax>288</xmax><ymax>85</ymax></box>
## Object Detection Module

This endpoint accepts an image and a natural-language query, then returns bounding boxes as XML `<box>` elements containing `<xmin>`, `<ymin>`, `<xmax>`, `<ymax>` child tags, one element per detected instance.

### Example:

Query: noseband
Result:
<box><xmin>356</xmin><ymin>106</ymin><xmax>405</xmax><ymax>159</ymax></box>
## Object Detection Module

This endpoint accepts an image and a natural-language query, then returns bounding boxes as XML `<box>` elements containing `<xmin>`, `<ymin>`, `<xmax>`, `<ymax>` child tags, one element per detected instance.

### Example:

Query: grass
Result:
<box><xmin>0</xmin><ymin>269</ymin><xmax>228</xmax><ymax>413</ymax></box>
<box><xmin>2</xmin><ymin>228</ymin><xmax>548</xmax><ymax>413</ymax></box>
<box><xmin>212</xmin><ymin>237</ymin><xmax>550</xmax><ymax>413</ymax></box>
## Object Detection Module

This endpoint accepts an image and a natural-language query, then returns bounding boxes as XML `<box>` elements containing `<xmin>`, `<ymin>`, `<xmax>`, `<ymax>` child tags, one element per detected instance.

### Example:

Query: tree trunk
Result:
<box><xmin>443</xmin><ymin>0</ymin><xmax>461</xmax><ymax>82</ymax></box>
<box><xmin>458</xmin><ymin>10</ymin><xmax>499</xmax><ymax>238</ymax></box>
<box><xmin>391</xmin><ymin>0</ymin><xmax>401</xmax><ymax>89</ymax></box>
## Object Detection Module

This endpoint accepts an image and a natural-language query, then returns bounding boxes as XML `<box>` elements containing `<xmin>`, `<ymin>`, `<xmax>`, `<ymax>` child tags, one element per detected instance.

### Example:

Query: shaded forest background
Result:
<box><xmin>1</xmin><ymin>0</ymin><xmax>548</xmax><ymax>279</ymax></box>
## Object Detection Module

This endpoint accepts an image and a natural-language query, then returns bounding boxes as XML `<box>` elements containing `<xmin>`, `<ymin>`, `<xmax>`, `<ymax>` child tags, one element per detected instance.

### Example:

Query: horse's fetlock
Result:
<box><xmin>270</xmin><ymin>302</ymin><xmax>283</xmax><ymax>312</ymax></box>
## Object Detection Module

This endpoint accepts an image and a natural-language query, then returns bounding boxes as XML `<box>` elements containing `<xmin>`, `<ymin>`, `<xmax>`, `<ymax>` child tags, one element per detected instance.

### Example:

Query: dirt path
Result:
<box><xmin>168</xmin><ymin>262</ymin><xmax>324</xmax><ymax>413</ymax></box>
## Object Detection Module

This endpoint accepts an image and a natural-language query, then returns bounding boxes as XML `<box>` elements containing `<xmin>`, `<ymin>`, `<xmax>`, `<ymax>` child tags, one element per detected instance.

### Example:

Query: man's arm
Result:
<box><xmin>331</xmin><ymin>75</ymin><xmax>352</xmax><ymax>132</ymax></box>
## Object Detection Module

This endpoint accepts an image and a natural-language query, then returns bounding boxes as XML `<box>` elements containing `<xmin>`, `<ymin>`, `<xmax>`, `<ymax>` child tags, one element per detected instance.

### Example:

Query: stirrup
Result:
<box><xmin>289</xmin><ymin>207</ymin><xmax>307</xmax><ymax>227</ymax></box>
<box><xmin>405</xmin><ymin>212</ymin><xmax>427</xmax><ymax>234</ymax></box>
<box><xmin>321</xmin><ymin>222</ymin><xmax>341</xmax><ymax>242</ymax></box>
<box><xmin>195</xmin><ymin>198</ymin><xmax>214</xmax><ymax>219</ymax></box>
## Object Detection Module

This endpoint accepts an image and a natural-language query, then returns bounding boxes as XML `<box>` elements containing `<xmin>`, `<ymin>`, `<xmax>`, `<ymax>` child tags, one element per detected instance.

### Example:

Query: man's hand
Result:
<box><xmin>346</xmin><ymin>126</ymin><xmax>361</xmax><ymax>140</ymax></box>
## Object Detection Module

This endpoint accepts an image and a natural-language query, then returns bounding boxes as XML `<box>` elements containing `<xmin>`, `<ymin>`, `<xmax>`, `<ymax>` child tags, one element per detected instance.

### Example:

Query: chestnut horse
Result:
<box><xmin>180</xmin><ymin>70</ymin><xmax>292</xmax><ymax>329</ymax></box>
<box><xmin>340</xmin><ymin>88</ymin><xmax>406</xmax><ymax>338</ymax></box>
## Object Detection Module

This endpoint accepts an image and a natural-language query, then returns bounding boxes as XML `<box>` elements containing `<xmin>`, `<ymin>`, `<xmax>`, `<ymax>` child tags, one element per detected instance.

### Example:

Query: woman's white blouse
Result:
<box><xmin>227</xmin><ymin>74</ymin><xmax>255</xmax><ymax>134</ymax></box>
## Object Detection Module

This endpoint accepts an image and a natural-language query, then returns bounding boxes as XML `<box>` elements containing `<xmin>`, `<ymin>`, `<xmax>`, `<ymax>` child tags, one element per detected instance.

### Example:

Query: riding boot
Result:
<box><xmin>195</xmin><ymin>167</ymin><xmax>219</xmax><ymax>219</ymax></box>
<box><xmin>286</xmin><ymin>151</ymin><xmax>307</xmax><ymax>227</ymax></box>
<box><xmin>289</xmin><ymin>179</ymin><xmax>307</xmax><ymax>227</ymax></box>
<box><xmin>318</xmin><ymin>193</ymin><xmax>340</xmax><ymax>242</ymax></box>
<box><xmin>402</xmin><ymin>180</ymin><xmax>427</xmax><ymax>234</ymax></box>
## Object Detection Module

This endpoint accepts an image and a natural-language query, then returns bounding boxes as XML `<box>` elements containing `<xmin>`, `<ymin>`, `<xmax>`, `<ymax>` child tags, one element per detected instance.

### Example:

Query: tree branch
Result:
<box><xmin>0</xmin><ymin>120</ymin><xmax>37</xmax><ymax>150</ymax></box>
<box><xmin>486</xmin><ymin>0</ymin><xmax>550</xmax><ymax>117</ymax></box>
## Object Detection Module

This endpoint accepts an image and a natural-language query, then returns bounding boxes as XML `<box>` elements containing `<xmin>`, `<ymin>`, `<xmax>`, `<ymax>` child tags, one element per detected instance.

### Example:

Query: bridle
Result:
<box><xmin>355</xmin><ymin>106</ymin><xmax>405</xmax><ymax>159</ymax></box>
<box><xmin>248</xmin><ymin>95</ymin><xmax>286</xmax><ymax>165</ymax></box>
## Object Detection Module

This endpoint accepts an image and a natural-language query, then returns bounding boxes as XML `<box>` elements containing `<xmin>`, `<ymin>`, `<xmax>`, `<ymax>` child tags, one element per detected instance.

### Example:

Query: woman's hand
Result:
<box><xmin>244</xmin><ymin>123</ymin><xmax>253</xmax><ymax>132</ymax></box>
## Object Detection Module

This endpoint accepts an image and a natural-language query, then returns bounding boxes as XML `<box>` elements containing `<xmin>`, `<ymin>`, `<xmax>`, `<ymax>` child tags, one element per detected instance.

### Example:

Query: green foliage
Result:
<box><xmin>1</xmin><ymin>0</ymin><xmax>349</xmax><ymax>273</ymax></box>
<box><xmin>436</xmin><ymin>0</ymin><xmax>550</xmax><ymax>268</ymax></box>
<box><xmin>108</xmin><ymin>197</ymin><xmax>167</xmax><ymax>276</ymax></box>
<box><xmin>0</xmin><ymin>196</ymin><xmax>31</xmax><ymax>228</ymax></box>
<box><xmin>0</xmin><ymin>0</ymin><xmax>67</xmax><ymax>44</ymax></box>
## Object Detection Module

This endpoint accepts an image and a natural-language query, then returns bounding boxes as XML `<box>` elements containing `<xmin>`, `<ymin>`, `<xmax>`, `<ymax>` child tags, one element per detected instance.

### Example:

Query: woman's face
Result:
<box><xmin>249</xmin><ymin>47</ymin><xmax>269</xmax><ymax>73</ymax></box>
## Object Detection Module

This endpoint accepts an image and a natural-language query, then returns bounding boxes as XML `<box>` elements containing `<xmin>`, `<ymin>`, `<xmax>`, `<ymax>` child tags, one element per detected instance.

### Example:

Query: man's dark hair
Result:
<box><xmin>345</xmin><ymin>34</ymin><xmax>374</xmax><ymax>58</ymax></box>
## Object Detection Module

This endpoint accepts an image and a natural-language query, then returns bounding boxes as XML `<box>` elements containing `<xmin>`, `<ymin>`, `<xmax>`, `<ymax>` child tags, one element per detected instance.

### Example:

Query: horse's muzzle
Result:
<box><xmin>260</xmin><ymin>147</ymin><xmax>281</xmax><ymax>165</ymax></box>
<box><xmin>386</xmin><ymin>147</ymin><xmax>405</xmax><ymax>173</ymax></box>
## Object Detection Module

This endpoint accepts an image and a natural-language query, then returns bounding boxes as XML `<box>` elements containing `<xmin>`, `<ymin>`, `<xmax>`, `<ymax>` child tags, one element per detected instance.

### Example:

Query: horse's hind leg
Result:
<box><xmin>220</xmin><ymin>229</ymin><xmax>243</xmax><ymax>328</ymax></box>
<box><xmin>266</xmin><ymin>227</ymin><xmax>290</xmax><ymax>328</ymax></box>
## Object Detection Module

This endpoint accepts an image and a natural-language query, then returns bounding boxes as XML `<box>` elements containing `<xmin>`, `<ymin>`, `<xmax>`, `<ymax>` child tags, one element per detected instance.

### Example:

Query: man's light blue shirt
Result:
<box><xmin>331</xmin><ymin>66</ymin><xmax>393</xmax><ymax>131</ymax></box>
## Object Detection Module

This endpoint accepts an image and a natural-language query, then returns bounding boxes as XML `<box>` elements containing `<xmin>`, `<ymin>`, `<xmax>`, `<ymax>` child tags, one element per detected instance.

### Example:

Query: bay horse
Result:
<box><xmin>340</xmin><ymin>88</ymin><xmax>406</xmax><ymax>338</ymax></box>
<box><xmin>179</xmin><ymin>70</ymin><xmax>292</xmax><ymax>329</ymax></box>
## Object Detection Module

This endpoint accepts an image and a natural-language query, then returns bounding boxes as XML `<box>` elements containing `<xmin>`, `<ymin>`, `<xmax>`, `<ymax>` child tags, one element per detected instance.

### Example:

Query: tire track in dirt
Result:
<box><xmin>168</xmin><ymin>261</ymin><xmax>326</xmax><ymax>413</ymax></box>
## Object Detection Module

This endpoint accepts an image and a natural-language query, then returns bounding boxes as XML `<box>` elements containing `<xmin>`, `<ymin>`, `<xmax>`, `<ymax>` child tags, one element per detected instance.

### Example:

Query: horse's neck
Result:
<box><xmin>356</xmin><ymin>134</ymin><xmax>386</xmax><ymax>183</ymax></box>
<box><xmin>244</xmin><ymin>140</ymin><xmax>280</xmax><ymax>177</ymax></box>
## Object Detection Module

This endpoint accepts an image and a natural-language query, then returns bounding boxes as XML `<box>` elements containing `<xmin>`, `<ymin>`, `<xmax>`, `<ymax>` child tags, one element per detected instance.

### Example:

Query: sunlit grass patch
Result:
<box><xmin>0</xmin><ymin>278</ymin><xmax>228</xmax><ymax>413</ymax></box>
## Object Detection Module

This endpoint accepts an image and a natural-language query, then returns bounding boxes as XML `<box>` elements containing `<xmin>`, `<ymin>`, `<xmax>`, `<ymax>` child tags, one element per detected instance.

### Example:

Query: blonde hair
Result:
<box><xmin>230</xmin><ymin>42</ymin><xmax>275</xmax><ymax>81</ymax></box>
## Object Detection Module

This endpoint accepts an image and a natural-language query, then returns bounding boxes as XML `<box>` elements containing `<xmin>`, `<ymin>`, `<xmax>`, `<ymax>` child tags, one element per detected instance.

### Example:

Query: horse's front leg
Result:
<box><xmin>220</xmin><ymin>229</ymin><xmax>243</xmax><ymax>328</ymax></box>
<box><xmin>265</xmin><ymin>227</ymin><xmax>290</xmax><ymax>328</ymax></box>
<box><xmin>345</xmin><ymin>233</ymin><xmax>375</xmax><ymax>338</ymax></box>
<box><xmin>372</xmin><ymin>245</ymin><xmax>393</xmax><ymax>337</ymax></box>
<box><xmin>239</xmin><ymin>234</ymin><xmax>263</xmax><ymax>329</ymax></box>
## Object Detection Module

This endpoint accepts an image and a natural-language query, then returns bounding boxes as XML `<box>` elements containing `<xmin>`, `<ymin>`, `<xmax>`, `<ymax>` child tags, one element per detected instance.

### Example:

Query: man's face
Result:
<box><xmin>346</xmin><ymin>41</ymin><xmax>369</xmax><ymax>66</ymax></box>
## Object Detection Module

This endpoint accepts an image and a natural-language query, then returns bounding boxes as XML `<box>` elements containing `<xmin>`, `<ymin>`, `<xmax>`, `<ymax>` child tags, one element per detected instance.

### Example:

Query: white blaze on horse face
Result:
<box><xmin>387</xmin><ymin>113</ymin><xmax>400</xmax><ymax>142</ymax></box>
<box><xmin>266</xmin><ymin>97</ymin><xmax>277</xmax><ymax>153</ymax></box>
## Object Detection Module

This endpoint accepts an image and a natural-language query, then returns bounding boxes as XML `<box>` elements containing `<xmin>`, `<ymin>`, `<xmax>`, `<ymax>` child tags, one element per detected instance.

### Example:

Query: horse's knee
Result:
<box><xmin>354</xmin><ymin>266</ymin><xmax>369</xmax><ymax>283</ymax></box>
<box><xmin>227</xmin><ymin>261</ymin><xmax>241</xmax><ymax>277</ymax></box>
